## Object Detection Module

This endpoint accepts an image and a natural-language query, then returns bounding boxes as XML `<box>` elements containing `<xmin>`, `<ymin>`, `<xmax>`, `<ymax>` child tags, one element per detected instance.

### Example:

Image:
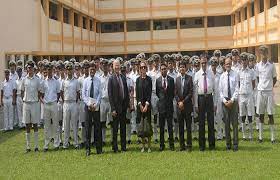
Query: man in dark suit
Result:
<box><xmin>175</xmin><ymin>61</ymin><xmax>193</xmax><ymax>151</ymax></box>
<box><xmin>156</xmin><ymin>63</ymin><xmax>175</xmax><ymax>151</ymax></box>
<box><xmin>108</xmin><ymin>60</ymin><xmax>129</xmax><ymax>152</ymax></box>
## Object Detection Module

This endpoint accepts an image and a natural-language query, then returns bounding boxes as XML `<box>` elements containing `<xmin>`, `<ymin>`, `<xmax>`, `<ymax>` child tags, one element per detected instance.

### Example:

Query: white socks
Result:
<box><xmin>174</xmin><ymin>122</ymin><xmax>179</xmax><ymax>138</ymax></box>
<box><xmin>102</xmin><ymin>128</ymin><xmax>106</xmax><ymax>142</ymax></box>
<box><xmin>241</xmin><ymin>123</ymin><xmax>246</xmax><ymax>139</ymax></box>
<box><xmin>26</xmin><ymin>133</ymin><xmax>31</xmax><ymax>150</ymax></box>
<box><xmin>34</xmin><ymin>132</ymin><xmax>39</xmax><ymax>149</ymax></box>
<box><xmin>270</xmin><ymin>125</ymin><xmax>275</xmax><ymax>141</ymax></box>
<box><xmin>259</xmin><ymin>123</ymin><xmax>263</xmax><ymax>140</ymax></box>
<box><xmin>255</xmin><ymin>117</ymin><xmax>260</xmax><ymax>130</ymax></box>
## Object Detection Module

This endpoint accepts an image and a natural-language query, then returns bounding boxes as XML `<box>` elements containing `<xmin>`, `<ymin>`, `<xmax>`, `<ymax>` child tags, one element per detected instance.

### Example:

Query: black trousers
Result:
<box><xmin>159</xmin><ymin>112</ymin><xmax>174</xmax><ymax>148</ymax></box>
<box><xmin>198</xmin><ymin>95</ymin><xmax>215</xmax><ymax>150</ymax></box>
<box><xmin>112</xmin><ymin>110</ymin><xmax>126</xmax><ymax>151</ymax></box>
<box><xmin>85</xmin><ymin>108</ymin><xmax>102</xmax><ymax>153</ymax></box>
<box><xmin>178</xmin><ymin>109</ymin><xmax>192</xmax><ymax>148</ymax></box>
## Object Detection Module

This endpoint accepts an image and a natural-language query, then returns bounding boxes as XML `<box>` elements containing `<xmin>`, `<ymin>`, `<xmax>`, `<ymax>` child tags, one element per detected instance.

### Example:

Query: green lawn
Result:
<box><xmin>0</xmin><ymin>106</ymin><xmax>280</xmax><ymax>179</ymax></box>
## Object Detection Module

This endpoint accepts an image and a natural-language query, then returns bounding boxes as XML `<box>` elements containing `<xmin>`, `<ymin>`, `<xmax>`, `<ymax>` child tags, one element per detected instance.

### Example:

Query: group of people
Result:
<box><xmin>0</xmin><ymin>45</ymin><xmax>277</xmax><ymax>156</ymax></box>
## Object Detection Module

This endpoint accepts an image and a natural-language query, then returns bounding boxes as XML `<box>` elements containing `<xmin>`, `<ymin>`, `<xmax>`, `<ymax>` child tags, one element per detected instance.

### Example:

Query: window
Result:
<box><xmin>101</xmin><ymin>22</ymin><xmax>124</xmax><ymax>33</ymax></box>
<box><xmin>63</xmin><ymin>8</ymin><xmax>70</xmax><ymax>24</ymax></box>
<box><xmin>96</xmin><ymin>22</ymin><xmax>101</xmax><ymax>33</ymax></box>
<box><xmin>259</xmin><ymin>0</ymin><xmax>264</xmax><ymax>13</ymax></box>
<box><xmin>271</xmin><ymin>44</ymin><xmax>279</xmax><ymax>63</ymax></box>
<box><xmin>83</xmin><ymin>16</ymin><xmax>88</xmax><ymax>29</ymax></box>
<box><xmin>251</xmin><ymin>2</ymin><xmax>255</xmax><ymax>17</ymax></box>
<box><xmin>153</xmin><ymin>19</ymin><xmax>177</xmax><ymax>30</ymax></box>
<box><xmin>232</xmin><ymin>14</ymin><xmax>235</xmax><ymax>25</ymax></box>
<box><xmin>127</xmin><ymin>20</ymin><xmax>150</xmax><ymax>31</ymax></box>
<box><xmin>74</xmin><ymin>13</ymin><xmax>79</xmax><ymax>27</ymax></box>
<box><xmin>49</xmin><ymin>1</ymin><xmax>58</xmax><ymax>20</ymax></box>
<box><xmin>207</xmin><ymin>15</ymin><xmax>231</xmax><ymax>27</ymax></box>
<box><xmin>270</xmin><ymin>0</ymin><xmax>277</xmax><ymax>8</ymax></box>
<box><xmin>244</xmin><ymin>7</ymin><xmax>247</xmax><ymax>20</ymax></box>
<box><xmin>90</xmin><ymin>19</ymin><xmax>94</xmax><ymax>31</ymax></box>
<box><xmin>180</xmin><ymin>17</ymin><xmax>204</xmax><ymax>29</ymax></box>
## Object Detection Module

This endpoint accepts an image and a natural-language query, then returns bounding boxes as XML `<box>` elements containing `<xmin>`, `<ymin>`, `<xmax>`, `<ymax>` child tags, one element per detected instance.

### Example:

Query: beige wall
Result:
<box><xmin>0</xmin><ymin>0</ymin><xmax>41</xmax><ymax>80</ymax></box>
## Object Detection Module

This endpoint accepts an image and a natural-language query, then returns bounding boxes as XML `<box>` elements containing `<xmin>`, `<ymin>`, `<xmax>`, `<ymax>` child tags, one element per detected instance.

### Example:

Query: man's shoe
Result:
<box><xmin>43</xmin><ymin>148</ymin><xmax>48</xmax><ymax>152</ymax></box>
<box><xmin>86</xmin><ymin>150</ymin><xmax>91</xmax><ymax>156</ymax></box>
<box><xmin>25</xmin><ymin>149</ymin><xmax>31</xmax><ymax>153</ymax></box>
<box><xmin>258</xmin><ymin>139</ymin><xmax>263</xmax><ymax>143</ymax></box>
<box><xmin>34</xmin><ymin>148</ymin><xmax>39</xmax><ymax>152</ymax></box>
<box><xmin>159</xmin><ymin>146</ymin><xmax>165</xmax><ymax>151</ymax></box>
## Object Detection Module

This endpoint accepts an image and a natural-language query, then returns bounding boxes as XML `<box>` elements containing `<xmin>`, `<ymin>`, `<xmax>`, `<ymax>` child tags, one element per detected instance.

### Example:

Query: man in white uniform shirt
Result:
<box><xmin>219</xmin><ymin>58</ymin><xmax>240</xmax><ymax>151</ymax></box>
<box><xmin>41</xmin><ymin>62</ymin><xmax>61</xmax><ymax>151</ymax></box>
<box><xmin>238</xmin><ymin>53</ymin><xmax>256</xmax><ymax>141</ymax></box>
<box><xmin>255</xmin><ymin>45</ymin><xmax>277</xmax><ymax>143</ymax></box>
<box><xmin>15</xmin><ymin>67</ymin><xmax>25</xmax><ymax>129</ymax></box>
<box><xmin>210</xmin><ymin>57</ymin><xmax>224</xmax><ymax>140</ymax></box>
<box><xmin>8</xmin><ymin>61</ymin><xmax>18</xmax><ymax>128</ymax></box>
<box><xmin>99</xmin><ymin>59</ymin><xmax>112</xmax><ymax>145</ymax></box>
<box><xmin>21</xmin><ymin>60</ymin><xmax>42</xmax><ymax>152</ymax></box>
<box><xmin>231</xmin><ymin>49</ymin><xmax>242</xmax><ymax>72</ymax></box>
<box><xmin>1</xmin><ymin>69</ymin><xmax>16</xmax><ymax>131</ymax></box>
<box><xmin>61</xmin><ymin>62</ymin><xmax>80</xmax><ymax>149</ymax></box>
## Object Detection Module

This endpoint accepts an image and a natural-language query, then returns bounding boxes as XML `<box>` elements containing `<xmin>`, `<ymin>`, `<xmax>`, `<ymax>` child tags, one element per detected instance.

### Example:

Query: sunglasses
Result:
<box><xmin>140</xmin><ymin>66</ymin><xmax>147</xmax><ymax>69</ymax></box>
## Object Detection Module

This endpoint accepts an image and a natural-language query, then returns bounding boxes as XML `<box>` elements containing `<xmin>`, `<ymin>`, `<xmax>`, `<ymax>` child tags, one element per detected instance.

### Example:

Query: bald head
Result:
<box><xmin>225</xmin><ymin>58</ymin><xmax>232</xmax><ymax>72</ymax></box>
<box><xmin>113</xmin><ymin>59</ymin><xmax>120</xmax><ymax>74</ymax></box>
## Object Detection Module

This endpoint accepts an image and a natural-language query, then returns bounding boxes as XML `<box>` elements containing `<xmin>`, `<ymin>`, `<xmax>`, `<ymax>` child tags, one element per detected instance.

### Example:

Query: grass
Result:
<box><xmin>0</xmin><ymin>106</ymin><xmax>280</xmax><ymax>179</ymax></box>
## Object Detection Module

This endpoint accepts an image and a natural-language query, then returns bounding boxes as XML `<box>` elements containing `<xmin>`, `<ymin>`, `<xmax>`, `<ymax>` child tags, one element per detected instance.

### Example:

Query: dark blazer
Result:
<box><xmin>108</xmin><ymin>73</ymin><xmax>129</xmax><ymax>114</ymax></box>
<box><xmin>156</xmin><ymin>75</ymin><xmax>175</xmax><ymax>114</ymax></box>
<box><xmin>175</xmin><ymin>74</ymin><xmax>193</xmax><ymax>113</ymax></box>
<box><xmin>136</xmin><ymin>76</ymin><xmax>152</xmax><ymax>107</ymax></box>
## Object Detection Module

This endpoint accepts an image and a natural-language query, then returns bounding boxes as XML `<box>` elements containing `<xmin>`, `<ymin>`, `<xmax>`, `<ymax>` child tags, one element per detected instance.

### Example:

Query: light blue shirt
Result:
<box><xmin>82</xmin><ymin>75</ymin><xmax>101</xmax><ymax>108</ymax></box>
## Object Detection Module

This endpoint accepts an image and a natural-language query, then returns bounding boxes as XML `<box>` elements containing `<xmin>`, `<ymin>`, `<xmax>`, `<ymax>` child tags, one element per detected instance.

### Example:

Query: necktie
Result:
<box><xmin>203</xmin><ymin>72</ymin><xmax>207</xmax><ymax>94</ymax></box>
<box><xmin>90</xmin><ymin>78</ymin><xmax>94</xmax><ymax>98</ymax></box>
<box><xmin>181</xmin><ymin>76</ymin><xmax>185</xmax><ymax>95</ymax></box>
<box><xmin>163</xmin><ymin>78</ymin><xmax>167</xmax><ymax>90</ymax></box>
<box><xmin>227</xmin><ymin>72</ymin><xmax>231</xmax><ymax>98</ymax></box>
<box><xmin>118</xmin><ymin>75</ymin><xmax>124</xmax><ymax>100</ymax></box>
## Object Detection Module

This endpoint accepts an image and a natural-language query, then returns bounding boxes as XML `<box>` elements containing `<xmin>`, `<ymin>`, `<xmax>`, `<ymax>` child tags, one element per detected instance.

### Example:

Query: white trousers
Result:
<box><xmin>3</xmin><ymin>97</ymin><xmax>14</xmax><ymax>130</ymax></box>
<box><xmin>16</xmin><ymin>96</ymin><xmax>24</xmax><ymax>127</ymax></box>
<box><xmin>43</xmin><ymin>103</ymin><xmax>60</xmax><ymax>148</ymax></box>
<box><xmin>63</xmin><ymin>102</ymin><xmax>78</xmax><ymax>147</ymax></box>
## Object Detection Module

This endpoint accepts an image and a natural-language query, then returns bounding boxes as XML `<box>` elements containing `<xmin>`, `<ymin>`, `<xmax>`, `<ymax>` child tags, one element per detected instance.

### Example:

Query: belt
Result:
<box><xmin>3</xmin><ymin>96</ymin><xmax>12</xmax><ymax>99</ymax></box>
<box><xmin>64</xmin><ymin>100</ymin><xmax>76</xmax><ymax>103</ymax></box>
<box><xmin>24</xmin><ymin>101</ymin><xmax>38</xmax><ymax>104</ymax></box>
<box><xmin>45</xmin><ymin>102</ymin><xmax>57</xmax><ymax>105</ymax></box>
<box><xmin>198</xmin><ymin>94</ymin><xmax>213</xmax><ymax>98</ymax></box>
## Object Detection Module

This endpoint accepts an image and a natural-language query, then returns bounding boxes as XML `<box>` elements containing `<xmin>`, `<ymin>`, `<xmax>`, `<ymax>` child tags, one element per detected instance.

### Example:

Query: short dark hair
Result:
<box><xmin>178</xmin><ymin>61</ymin><xmax>186</xmax><ymax>68</ymax></box>
<box><xmin>160</xmin><ymin>63</ymin><xmax>167</xmax><ymax>68</ymax></box>
<box><xmin>89</xmin><ymin>61</ymin><xmax>96</xmax><ymax>68</ymax></box>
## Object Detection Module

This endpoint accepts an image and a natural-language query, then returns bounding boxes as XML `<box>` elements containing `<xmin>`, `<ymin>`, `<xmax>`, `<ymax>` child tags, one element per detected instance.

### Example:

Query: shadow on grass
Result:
<box><xmin>0</xmin><ymin>129</ymin><xmax>23</xmax><ymax>145</ymax></box>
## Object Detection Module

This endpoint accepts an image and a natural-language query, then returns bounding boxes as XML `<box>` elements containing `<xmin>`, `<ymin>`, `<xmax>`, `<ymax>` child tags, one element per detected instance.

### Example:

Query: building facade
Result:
<box><xmin>0</xmin><ymin>0</ymin><xmax>279</xmax><ymax>79</ymax></box>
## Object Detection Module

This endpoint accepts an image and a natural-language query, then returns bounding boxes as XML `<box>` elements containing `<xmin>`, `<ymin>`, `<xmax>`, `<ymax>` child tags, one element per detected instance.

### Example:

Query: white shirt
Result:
<box><xmin>100</xmin><ymin>73</ymin><xmax>110</xmax><ymax>99</ymax></box>
<box><xmin>1</xmin><ymin>79</ymin><xmax>16</xmax><ymax>98</ymax></box>
<box><xmin>232</xmin><ymin>62</ymin><xmax>241</xmax><ymax>72</ymax></box>
<box><xmin>194</xmin><ymin>69</ymin><xmax>216</xmax><ymax>95</ymax></box>
<box><xmin>168</xmin><ymin>70</ymin><xmax>178</xmax><ymax>83</ymax></box>
<box><xmin>219</xmin><ymin>70</ymin><xmax>239</xmax><ymax>103</ymax></box>
<box><xmin>161</xmin><ymin>76</ymin><xmax>168</xmax><ymax>87</ymax></box>
<box><xmin>22</xmin><ymin>75</ymin><xmax>42</xmax><ymax>102</ymax></box>
<box><xmin>82</xmin><ymin>75</ymin><xmax>101</xmax><ymax>107</ymax></box>
<box><xmin>41</xmin><ymin>77</ymin><xmax>60</xmax><ymax>103</ymax></box>
<box><xmin>147</xmin><ymin>70</ymin><xmax>160</xmax><ymax>93</ymax></box>
<box><xmin>238</xmin><ymin>67</ymin><xmax>255</xmax><ymax>95</ymax></box>
<box><xmin>16</xmin><ymin>77</ymin><xmax>23</xmax><ymax>95</ymax></box>
<box><xmin>9</xmin><ymin>72</ymin><xmax>18</xmax><ymax>82</ymax></box>
<box><xmin>129</xmin><ymin>71</ymin><xmax>139</xmax><ymax>98</ymax></box>
<box><xmin>61</xmin><ymin>77</ymin><xmax>80</xmax><ymax>101</ymax></box>
<box><xmin>256</xmin><ymin>61</ymin><xmax>277</xmax><ymax>91</ymax></box>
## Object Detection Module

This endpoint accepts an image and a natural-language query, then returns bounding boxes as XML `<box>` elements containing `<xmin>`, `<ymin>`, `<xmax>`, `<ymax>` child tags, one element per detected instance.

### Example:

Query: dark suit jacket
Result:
<box><xmin>136</xmin><ymin>75</ymin><xmax>152</xmax><ymax>108</ymax></box>
<box><xmin>175</xmin><ymin>74</ymin><xmax>193</xmax><ymax>113</ymax></box>
<box><xmin>156</xmin><ymin>75</ymin><xmax>175</xmax><ymax>114</ymax></box>
<box><xmin>108</xmin><ymin>73</ymin><xmax>129</xmax><ymax>114</ymax></box>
